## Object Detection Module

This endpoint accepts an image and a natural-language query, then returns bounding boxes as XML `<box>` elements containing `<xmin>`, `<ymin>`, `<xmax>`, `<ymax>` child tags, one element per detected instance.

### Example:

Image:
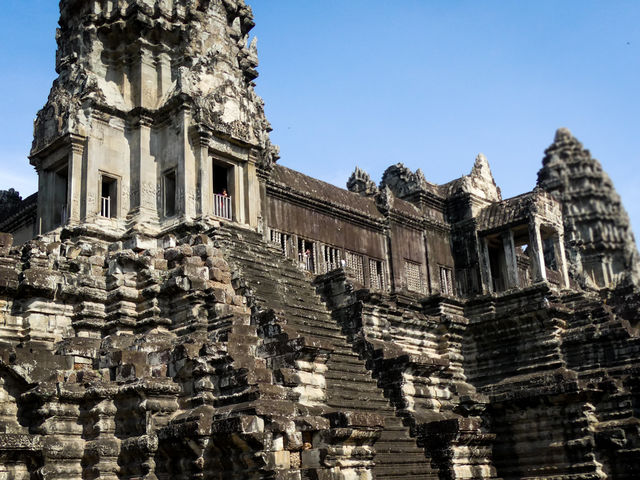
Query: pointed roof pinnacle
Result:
<box><xmin>554</xmin><ymin>127</ymin><xmax>574</xmax><ymax>143</ymax></box>
<box><xmin>471</xmin><ymin>153</ymin><xmax>493</xmax><ymax>179</ymax></box>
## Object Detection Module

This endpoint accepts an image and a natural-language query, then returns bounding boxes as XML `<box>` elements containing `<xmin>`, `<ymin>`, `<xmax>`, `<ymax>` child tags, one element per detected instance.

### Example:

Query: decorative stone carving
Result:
<box><xmin>30</xmin><ymin>0</ymin><xmax>277</xmax><ymax>234</ymax></box>
<box><xmin>444</xmin><ymin>154</ymin><xmax>501</xmax><ymax>202</ymax></box>
<box><xmin>2</xmin><ymin>2</ymin><xmax>640</xmax><ymax>479</ymax></box>
<box><xmin>380</xmin><ymin>163</ymin><xmax>431</xmax><ymax>198</ymax></box>
<box><xmin>375</xmin><ymin>185</ymin><xmax>394</xmax><ymax>214</ymax></box>
<box><xmin>347</xmin><ymin>166</ymin><xmax>378</xmax><ymax>197</ymax></box>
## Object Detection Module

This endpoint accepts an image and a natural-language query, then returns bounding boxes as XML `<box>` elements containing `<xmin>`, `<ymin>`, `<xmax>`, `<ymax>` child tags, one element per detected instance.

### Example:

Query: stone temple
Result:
<box><xmin>0</xmin><ymin>1</ymin><xmax>639</xmax><ymax>479</ymax></box>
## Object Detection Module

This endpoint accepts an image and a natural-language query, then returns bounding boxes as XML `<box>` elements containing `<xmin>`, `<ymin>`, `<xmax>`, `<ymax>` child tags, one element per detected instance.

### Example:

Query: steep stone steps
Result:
<box><xmin>214</xmin><ymin>224</ymin><xmax>437</xmax><ymax>479</ymax></box>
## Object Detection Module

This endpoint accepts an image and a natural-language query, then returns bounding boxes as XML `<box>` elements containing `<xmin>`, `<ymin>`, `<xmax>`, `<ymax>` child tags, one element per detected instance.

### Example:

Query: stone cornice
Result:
<box><xmin>29</xmin><ymin>132</ymin><xmax>87</xmax><ymax>168</ymax></box>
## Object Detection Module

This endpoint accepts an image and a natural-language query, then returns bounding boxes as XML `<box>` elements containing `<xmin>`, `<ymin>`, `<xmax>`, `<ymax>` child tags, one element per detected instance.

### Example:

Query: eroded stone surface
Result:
<box><xmin>1</xmin><ymin>2</ymin><xmax>639</xmax><ymax>479</ymax></box>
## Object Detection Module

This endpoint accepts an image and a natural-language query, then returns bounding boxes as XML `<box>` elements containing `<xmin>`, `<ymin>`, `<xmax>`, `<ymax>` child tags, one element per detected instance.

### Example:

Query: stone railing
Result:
<box><xmin>213</xmin><ymin>193</ymin><xmax>232</xmax><ymax>220</ymax></box>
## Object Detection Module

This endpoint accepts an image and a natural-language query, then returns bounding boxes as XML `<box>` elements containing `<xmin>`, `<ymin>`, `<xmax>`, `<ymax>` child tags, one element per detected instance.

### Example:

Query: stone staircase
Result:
<box><xmin>213</xmin><ymin>224</ymin><xmax>437</xmax><ymax>479</ymax></box>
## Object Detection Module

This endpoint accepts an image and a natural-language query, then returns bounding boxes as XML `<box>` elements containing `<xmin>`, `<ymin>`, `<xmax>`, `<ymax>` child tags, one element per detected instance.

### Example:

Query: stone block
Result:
<box><xmin>266</xmin><ymin>450</ymin><xmax>291</xmax><ymax>470</ymax></box>
<box><xmin>124</xmin><ymin>234</ymin><xmax>157</xmax><ymax>252</ymax></box>
<box><xmin>0</xmin><ymin>233</ymin><xmax>13</xmax><ymax>256</ymax></box>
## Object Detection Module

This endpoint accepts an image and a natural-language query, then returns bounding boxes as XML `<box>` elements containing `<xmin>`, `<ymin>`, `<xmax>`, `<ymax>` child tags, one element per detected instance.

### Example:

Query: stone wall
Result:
<box><xmin>1</xmin><ymin>1</ymin><xmax>639</xmax><ymax>478</ymax></box>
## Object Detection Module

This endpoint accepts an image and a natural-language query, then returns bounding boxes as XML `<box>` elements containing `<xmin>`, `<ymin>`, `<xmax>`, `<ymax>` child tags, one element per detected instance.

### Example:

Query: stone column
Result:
<box><xmin>156</xmin><ymin>51</ymin><xmax>172</xmax><ymax>103</ymax></box>
<box><xmin>129</xmin><ymin>113</ymin><xmax>157</xmax><ymax>225</ymax></box>
<box><xmin>478</xmin><ymin>236</ymin><xmax>493</xmax><ymax>294</ymax></box>
<box><xmin>84</xmin><ymin>134</ymin><xmax>99</xmax><ymax>220</ymax></box>
<box><xmin>134</xmin><ymin>46</ymin><xmax>157</xmax><ymax>110</ymax></box>
<box><xmin>84</xmin><ymin>398</ymin><xmax>120</xmax><ymax>480</ymax></box>
<box><xmin>554</xmin><ymin>233</ymin><xmax>570</xmax><ymax>288</ymax></box>
<box><xmin>39</xmin><ymin>397</ymin><xmax>84</xmax><ymax>480</ymax></box>
<box><xmin>193</xmin><ymin>129</ymin><xmax>211</xmax><ymax>218</ymax></box>
<box><xmin>67</xmin><ymin>134</ymin><xmax>85</xmax><ymax>224</ymax></box>
<box><xmin>233</xmin><ymin>163</ymin><xmax>245</xmax><ymax>224</ymax></box>
<box><xmin>178</xmin><ymin>108</ymin><xmax>197</xmax><ymax>219</ymax></box>
<box><xmin>501</xmin><ymin>230</ymin><xmax>519</xmax><ymax>289</ymax></box>
<box><xmin>36</xmin><ymin>168</ymin><xmax>49</xmax><ymax>234</ymax></box>
<box><xmin>528</xmin><ymin>218</ymin><xmax>547</xmax><ymax>282</ymax></box>
<box><xmin>246</xmin><ymin>150</ymin><xmax>262</xmax><ymax>228</ymax></box>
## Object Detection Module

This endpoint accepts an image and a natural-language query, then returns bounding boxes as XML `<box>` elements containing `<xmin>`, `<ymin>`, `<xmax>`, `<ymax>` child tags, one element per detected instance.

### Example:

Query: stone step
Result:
<box><xmin>216</xmin><ymin>225</ymin><xmax>434</xmax><ymax>477</ymax></box>
<box><xmin>372</xmin><ymin>463</ymin><xmax>438</xmax><ymax>478</ymax></box>
<box><xmin>375</xmin><ymin>452</ymin><xmax>429</xmax><ymax>463</ymax></box>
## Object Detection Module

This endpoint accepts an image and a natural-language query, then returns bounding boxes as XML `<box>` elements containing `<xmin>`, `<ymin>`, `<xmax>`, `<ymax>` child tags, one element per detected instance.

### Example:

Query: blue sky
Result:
<box><xmin>1</xmin><ymin>1</ymin><xmax>639</xmax><ymax>239</ymax></box>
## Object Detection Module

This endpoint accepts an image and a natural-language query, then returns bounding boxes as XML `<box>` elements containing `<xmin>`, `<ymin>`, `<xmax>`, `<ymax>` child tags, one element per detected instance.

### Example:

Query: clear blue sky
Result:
<box><xmin>1</xmin><ymin>1</ymin><xmax>639</xmax><ymax>239</ymax></box>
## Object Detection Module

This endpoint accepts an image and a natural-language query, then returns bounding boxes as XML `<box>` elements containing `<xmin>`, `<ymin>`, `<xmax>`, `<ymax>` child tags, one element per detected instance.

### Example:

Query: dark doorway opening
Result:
<box><xmin>53</xmin><ymin>166</ymin><xmax>68</xmax><ymax>227</ymax></box>
<box><xmin>100</xmin><ymin>175</ymin><xmax>118</xmax><ymax>218</ymax></box>
<box><xmin>163</xmin><ymin>170</ymin><xmax>176</xmax><ymax>217</ymax></box>
<box><xmin>213</xmin><ymin>164</ymin><xmax>229</xmax><ymax>196</ymax></box>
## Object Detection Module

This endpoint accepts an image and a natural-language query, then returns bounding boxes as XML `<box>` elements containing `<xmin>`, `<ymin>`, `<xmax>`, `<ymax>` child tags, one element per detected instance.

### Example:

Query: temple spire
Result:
<box><xmin>538</xmin><ymin>127</ymin><xmax>640</xmax><ymax>288</ymax></box>
<box><xmin>29</xmin><ymin>0</ymin><xmax>277</xmax><ymax>234</ymax></box>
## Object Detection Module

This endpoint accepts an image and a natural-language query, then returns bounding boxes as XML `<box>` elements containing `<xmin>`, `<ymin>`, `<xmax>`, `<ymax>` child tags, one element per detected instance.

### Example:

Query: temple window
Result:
<box><xmin>320</xmin><ymin>245</ymin><xmax>342</xmax><ymax>273</ymax></box>
<box><xmin>100</xmin><ymin>174</ymin><xmax>118</xmax><ymax>218</ymax></box>
<box><xmin>269</xmin><ymin>229</ymin><xmax>293</xmax><ymax>258</ymax></box>
<box><xmin>345</xmin><ymin>251</ymin><xmax>365</xmax><ymax>284</ymax></box>
<box><xmin>369</xmin><ymin>258</ymin><xmax>385</xmax><ymax>290</ymax></box>
<box><xmin>542</xmin><ymin>237</ymin><xmax>558</xmax><ymax>271</ymax></box>
<box><xmin>405</xmin><ymin>260</ymin><xmax>424</xmax><ymax>293</ymax></box>
<box><xmin>514</xmin><ymin>233</ymin><xmax>531</xmax><ymax>289</ymax></box>
<box><xmin>439</xmin><ymin>266</ymin><xmax>453</xmax><ymax>295</ymax></box>
<box><xmin>163</xmin><ymin>170</ymin><xmax>176</xmax><ymax>217</ymax></box>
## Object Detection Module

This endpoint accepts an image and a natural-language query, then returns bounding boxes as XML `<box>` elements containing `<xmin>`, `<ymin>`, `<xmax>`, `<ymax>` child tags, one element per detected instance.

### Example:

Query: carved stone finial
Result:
<box><xmin>257</xmin><ymin>142</ymin><xmax>280</xmax><ymax>173</ymax></box>
<box><xmin>380</xmin><ymin>163</ymin><xmax>428</xmax><ymax>198</ymax></box>
<box><xmin>376</xmin><ymin>185</ymin><xmax>394</xmax><ymax>213</ymax></box>
<box><xmin>554</xmin><ymin>127</ymin><xmax>573</xmax><ymax>143</ymax></box>
<box><xmin>445</xmin><ymin>154</ymin><xmax>501</xmax><ymax>202</ymax></box>
<box><xmin>347</xmin><ymin>166</ymin><xmax>378</xmax><ymax>197</ymax></box>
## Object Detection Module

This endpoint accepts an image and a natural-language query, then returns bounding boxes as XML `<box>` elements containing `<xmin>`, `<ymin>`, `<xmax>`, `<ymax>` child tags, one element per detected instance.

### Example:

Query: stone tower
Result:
<box><xmin>30</xmin><ymin>0</ymin><xmax>278</xmax><ymax>236</ymax></box>
<box><xmin>538</xmin><ymin>128</ymin><xmax>640</xmax><ymax>288</ymax></box>
<box><xmin>2</xmin><ymin>2</ymin><xmax>640</xmax><ymax>479</ymax></box>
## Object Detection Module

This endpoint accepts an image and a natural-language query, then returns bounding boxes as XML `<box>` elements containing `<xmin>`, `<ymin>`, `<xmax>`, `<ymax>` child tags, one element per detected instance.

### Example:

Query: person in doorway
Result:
<box><xmin>305</xmin><ymin>249</ymin><xmax>312</xmax><ymax>271</ymax></box>
<box><xmin>217</xmin><ymin>188</ymin><xmax>229</xmax><ymax>217</ymax></box>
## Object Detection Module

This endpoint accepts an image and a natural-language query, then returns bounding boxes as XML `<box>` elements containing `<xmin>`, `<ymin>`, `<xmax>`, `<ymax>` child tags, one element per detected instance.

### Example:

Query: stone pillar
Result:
<box><xmin>39</xmin><ymin>397</ymin><xmax>84</xmax><ymax>480</ymax></box>
<box><xmin>36</xmin><ymin>168</ymin><xmax>49</xmax><ymax>234</ymax></box>
<box><xmin>478</xmin><ymin>237</ymin><xmax>493</xmax><ymax>294</ymax></box>
<box><xmin>84</xmin><ymin>398</ymin><xmax>120</xmax><ymax>480</ymax></box>
<box><xmin>233</xmin><ymin>163</ymin><xmax>245</xmax><ymax>224</ymax></box>
<box><xmin>554</xmin><ymin>233</ymin><xmax>570</xmax><ymax>288</ymax></box>
<box><xmin>178</xmin><ymin>108</ymin><xmax>197</xmax><ymax>219</ymax></box>
<box><xmin>501</xmin><ymin>230</ymin><xmax>519</xmax><ymax>289</ymax></box>
<box><xmin>134</xmin><ymin>47</ymin><xmax>157</xmax><ymax>110</ymax></box>
<box><xmin>193</xmin><ymin>129</ymin><xmax>211</xmax><ymax>218</ymax></box>
<box><xmin>246</xmin><ymin>150</ymin><xmax>262</xmax><ymax>228</ymax></box>
<box><xmin>528</xmin><ymin>218</ymin><xmax>547</xmax><ymax>282</ymax></box>
<box><xmin>129</xmin><ymin>113</ymin><xmax>157</xmax><ymax>224</ymax></box>
<box><xmin>156</xmin><ymin>51</ymin><xmax>172</xmax><ymax>103</ymax></box>
<box><xmin>67</xmin><ymin>135</ymin><xmax>85</xmax><ymax>224</ymax></box>
<box><xmin>84</xmin><ymin>134</ymin><xmax>99</xmax><ymax>220</ymax></box>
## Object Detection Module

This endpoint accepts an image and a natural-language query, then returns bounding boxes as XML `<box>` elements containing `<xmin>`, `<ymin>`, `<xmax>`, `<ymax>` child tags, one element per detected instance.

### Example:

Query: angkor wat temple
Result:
<box><xmin>1</xmin><ymin>1</ymin><xmax>639</xmax><ymax>479</ymax></box>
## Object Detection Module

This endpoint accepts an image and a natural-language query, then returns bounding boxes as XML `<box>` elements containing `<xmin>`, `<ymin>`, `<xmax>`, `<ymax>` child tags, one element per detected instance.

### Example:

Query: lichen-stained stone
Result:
<box><xmin>1</xmin><ymin>0</ymin><xmax>640</xmax><ymax>479</ymax></box>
